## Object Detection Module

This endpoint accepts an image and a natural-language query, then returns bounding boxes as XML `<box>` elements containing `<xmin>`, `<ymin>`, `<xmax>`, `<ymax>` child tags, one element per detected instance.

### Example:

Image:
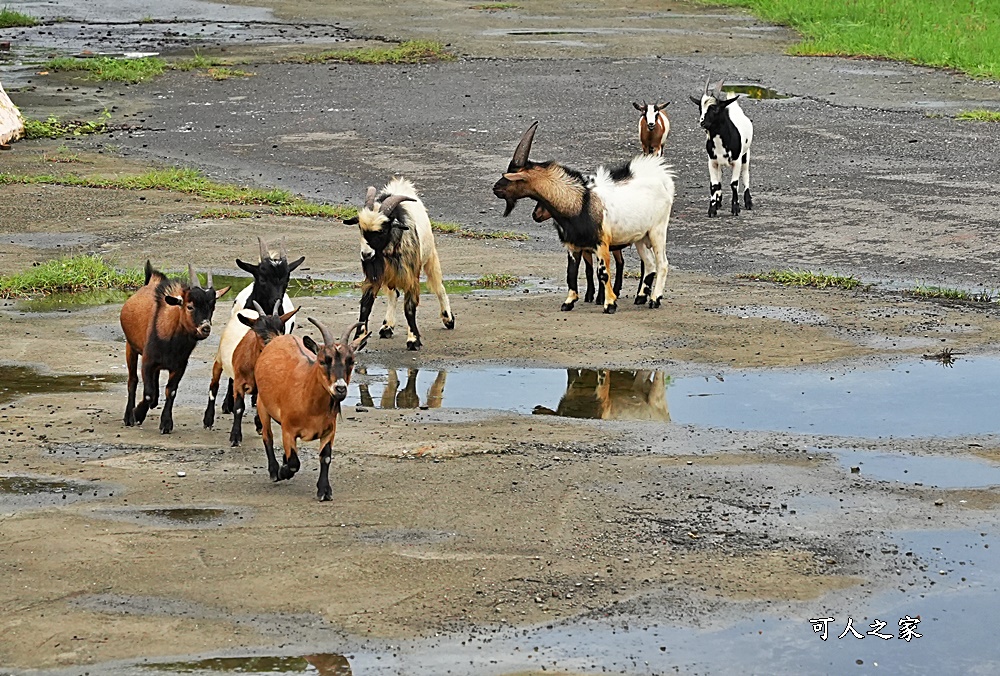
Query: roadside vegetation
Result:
<box><xmin>432</xmin><ymin>221</ymin><xmax>529</xmax><ymax>241</ymax></box>
<box><xmin>956</xmin><ymin>109</ymin><xmax>1000</xmax><ymax>122</ymax></box>
<box><xmin>699</xmin><ymin>0</ymin><xmax>1000</xmax><ymax>78</ymax></box>
<box><xmin>739</xmin><ymin>269</ymin><xmax>864</xmax><ymax>290</ymax></box>
<box><xmin>23</xmin><ymin>112</ymin><xmax>110</xmax><ymax>139</ymax></box>
<box><xmin>44</xmin><ymin>56</ymin><xmax>167</xmax><ymax>84</ymax></box>
<box><xmin>295</xmin><ymin>40</ymin><xmax>454</xmax><ymax>65</ymax></box>
<box><xmin>907</xmin><ymin>285</ymin><xmax>994</xmax><ymax>303</ymax></box>
<box><xmin>473</xmin><ymin>273</ymin><xmax>522</xmax><ymax>288</ymax></box>
<box><xmin>0</xmin><ymin>255</ymin><xmax>143</xmax><ymax>299</ymax></box>
<box><xmin>0</xmin><ymin>6</ymin><xmax>37</xmax><ymax>28</ymax></box>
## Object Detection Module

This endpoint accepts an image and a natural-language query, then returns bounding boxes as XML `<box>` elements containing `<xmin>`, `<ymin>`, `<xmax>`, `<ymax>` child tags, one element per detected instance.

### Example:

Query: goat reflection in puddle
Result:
<box><xmin>357</xmin><ymin>368</ymin><xmax>447</xmax><ymax>409</ymax></box>
<box><xmin>535</xmin><ymin>369</ymin><xmax>671</xmax><ymax>421</ymax></box>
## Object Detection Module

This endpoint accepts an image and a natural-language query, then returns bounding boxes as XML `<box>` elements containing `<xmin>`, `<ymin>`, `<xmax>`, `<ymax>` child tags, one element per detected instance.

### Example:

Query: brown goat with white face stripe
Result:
<box><xmin>254</xmin><ymin>319</ymin><xmax>368</xmax><ymax>501</ymax></box>
<box><xmin>633</xmin><ymin>101</ymin><xmax>671</xmax><ymax>157</ymax></box>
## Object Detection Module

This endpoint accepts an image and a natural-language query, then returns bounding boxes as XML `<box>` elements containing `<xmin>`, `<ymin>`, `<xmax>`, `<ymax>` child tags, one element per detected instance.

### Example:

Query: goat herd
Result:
<box><xmin>117</xmin><ymin>78</ymin><xmax>754</xmax><ymax>501</ymax></box>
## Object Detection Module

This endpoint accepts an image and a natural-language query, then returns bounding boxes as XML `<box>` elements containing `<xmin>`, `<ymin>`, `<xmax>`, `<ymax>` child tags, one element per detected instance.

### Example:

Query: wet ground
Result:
<box><xmin>2</xmin><ymin>0</ymin><xmax>1000</xmax><ymax>674</ymax></box>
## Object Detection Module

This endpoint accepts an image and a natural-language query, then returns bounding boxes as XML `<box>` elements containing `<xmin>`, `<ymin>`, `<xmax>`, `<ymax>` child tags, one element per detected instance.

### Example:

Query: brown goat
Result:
<box><xmin>120</xmin><ymin>262</ymin><xmax>229</xmax><ymax>433</ymax></box>
<box><xmin>216</xmin><ymin>300</ymin><xmax>299</xmax><ymax>447</ymax></box>
<box><xmin>633</xmin><ymin>101</ymin><xmax>671</xmax><ymax>157</ymax></box>
<box><xmin>254</xmin><ymin>319</ymin><xmax>368</xmax><ymax>501</ymax></box>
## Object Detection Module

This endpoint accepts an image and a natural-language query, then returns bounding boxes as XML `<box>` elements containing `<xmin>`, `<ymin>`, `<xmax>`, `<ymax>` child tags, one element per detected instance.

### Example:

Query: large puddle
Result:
<box><xmin>142</xmin><ymin>654</ymin><xmax>351</xmax><ymax>675</ymax></box>
<box><xmin>0</xmin><ymin>474</ymin><xmax>115</xmax><ymax>511</ymax></box>
<box><xmin>0</xmin><ymin>364</ymin><xmax>125</xmax><ymax>405</ymax></box>
<box><xmin>88</xmin><ymin>506</ymin><xmax>248</xmax><ymax>529</ymax></box>
<box><xmin>831</xmin><ymin>448</ymin><xmax>1000</xmax><ymax>488</ymax></box>
<box><xmin>349</xmin><ymin>357</ymin><xmax>1000</xmax><ymax>437</ymax></box>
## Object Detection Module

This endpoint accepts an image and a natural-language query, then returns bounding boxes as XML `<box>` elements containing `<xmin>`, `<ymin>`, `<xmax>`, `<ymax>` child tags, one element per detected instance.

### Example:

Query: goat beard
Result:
<box><xmin>502</xmin><ymin>198</ymin><xmax>517</xmax><ymax>217</ymax></box>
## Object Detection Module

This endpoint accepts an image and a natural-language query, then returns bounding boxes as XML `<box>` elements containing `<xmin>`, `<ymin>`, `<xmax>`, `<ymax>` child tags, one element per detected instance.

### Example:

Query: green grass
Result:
<box><xmin>908</xmin><ymin>285</ymin><xmax>994</xmax><ymax>302</ymax></box>
<box><xmin>473</xmin><ymin>273</ymin><xmax>522</xmax><ymax>288</ymax></box>
<box><xmin>698</xmin><ymin>0</ymin><xmax>1000</xmax><ymax>79</ymax></box>
<box><xmin>0</xmin><ymin>255</ymin><xmax>143</xmax><ymax>299</ymax></box>
<box><xmin>0</xmin><ymin>6</ymin><xmax>37</xmax><ymax>28</ymax></box>
<box><xmin>432</xmin><ymin>221</ymin><xmax>529</xmax><ymax>241</ymax></box>
<box><xmin>172</xmin><ymin>53</ymin><xmax>226</xmax><ymax>71</ymax></box>
<box><xmin>739</xmin><ymin>269</ymin><xmax>863</xmax><ymax>290</ymax></box>
<box><xmin>956</xmin><ymin>109</ymin><xmax>1000</xmax><ymax>122</ymax></box>
<box><xmin>23</xmin><ymin>112</ymin><xmax>110</xmax><ymax>139</ymax></box>
<box><xmin>44</xmin><ymin>56</ymin><xmax>167</xmax><ymax>83</ymax></box>
<box><xmin>470</xmin><ymin>2</ymin><xmax>521</xmax><ymax>10</ymax></box>
<box><xmin>298</xmin><ymin>40</ymin><xmax>454</xmax><ymax>65</ymax></box>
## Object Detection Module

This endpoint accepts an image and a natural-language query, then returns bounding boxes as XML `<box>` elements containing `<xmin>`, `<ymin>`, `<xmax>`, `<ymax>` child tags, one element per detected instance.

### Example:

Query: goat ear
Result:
<box><xmin>720</xmin><ymin>95</ymin><xmax>741</xmax><ymax>107</ymax></box>
<box><xmin>302</xmin><ymin>335</ymin><xmax>320</xmax><ymax>355</ymax></box>
<box><xmin>689</xmin><ymin>96</ymin><xmax>702</xmax><ymax>107</ymax></box>
<box><xmin>279</xmin><ymin>306</ymin><xmax>300</xmax><ymax>324</ymax></box>
<box><xmin>632</xmin><ymin>101</ymin><xmax>643</xmax><ymax>112</ymax></box>
<box><xmin>288</xmin><ymin>255</ymin><xmax>305</xmax><ymax>272</ymax></box>
<box><xmin>236</xmin><ymin>259</ymin><xmax>258</xmax><ymax>275</ymax></box>
<box><xmin>393</xmin><ymin>221</ymin><xmax>410</xmax><ymax>231</ymax></box>
<box><xmin>237</xmin><ymin>311</ymin><xmax>257</xmax><ymax>328</ymax></box>
<box><xmin>656</xmin><ymin>101</ymin><xmax>670</xmax><ymax>110</ymax></box>
<box><xmin>502</xmin><ymin>171</ymin><xmax>528</xmax><ymax>182</ymax></box>
<box><xmin>215</xmin><ymin>286</ymin><xmax>231</xmax><ymax>299</ymax></box>
<box><xmin>164</xmin><ymin>295</ymin><xmax>183</xmax><ymax>307</ymax></box>
<box><xmin>342</xmin><ymin>214</ymin><xmax>359</xmax><ymax>225</ymax></box>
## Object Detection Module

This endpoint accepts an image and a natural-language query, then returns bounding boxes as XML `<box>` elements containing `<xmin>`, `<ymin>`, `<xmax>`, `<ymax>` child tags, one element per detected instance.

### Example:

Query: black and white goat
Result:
<box><xmin>493</xmin><ymin>122</ymin><xmax>675</xmax><ymax>313</ymax></box>
<box><xmin>633</xmin><ymin>101</ymin><xmax>670</xmax><ymax>157</ymax></box>
<box><xmin>344</xmin><ymin>178</ymin><xmax>455</xmax><ymax>350</ymax></box>
<box><xmin>689</xmin><ymin>79</ymin><xmax>754</xmax><ymax>217</ymax></box>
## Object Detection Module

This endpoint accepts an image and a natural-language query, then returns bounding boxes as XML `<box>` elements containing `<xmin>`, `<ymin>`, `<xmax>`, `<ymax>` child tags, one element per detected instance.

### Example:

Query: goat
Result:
<box><xmin>120</xmin><ymin>262</ymin><xmax>229</xmax><ymax>433</ymax></box>
<box><xmin>254</xmin><ymin>319</ymin><xmax>368</xmax><ymax>501</ymax></box>
<box><xmin>493</xmin><ymin>122</ymin><xmax>675</xmax><ymax>312</ymax></box>
<box><xmin>533</xmin><ymin>369</ymin><xmax>670</xmax><ymax>421</ymax></box>
<box><xmin>206</xmin><ymin>300</ymin><xmax>299</xmax><ymax>447</ymax></box>
<box><xmin>689</xmin><ymin>78</ymin><xmax>754</xmax><ymax>217</ymax></box>
<box><xmin>209</xmin><ymin>237</ymin><xmax>304</xmax><ymax>419</ymax></box>
<box><xmin>343</xmin><ymin>178</ymin><xmax>455</xmax><ymax>350</ymax></box>
<box><xmin>531</xmin><ymin>201</ymin><xmax>642</xmax><ymax>306</ymax></box>
<box><xmin>632</xmin><ymin>101</ymin><xmax>670</xmax><ymax>157</ymax></box>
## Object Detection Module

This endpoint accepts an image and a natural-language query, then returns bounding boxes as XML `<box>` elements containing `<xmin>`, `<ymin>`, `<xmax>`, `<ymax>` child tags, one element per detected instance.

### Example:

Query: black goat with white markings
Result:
<box><xmin>689</xmin><ymin>79</ymin><xmax>754</xmax><ymax>217</ymax></box>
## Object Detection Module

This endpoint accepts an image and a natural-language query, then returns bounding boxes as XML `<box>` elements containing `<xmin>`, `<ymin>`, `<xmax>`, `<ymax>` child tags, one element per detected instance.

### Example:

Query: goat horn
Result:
<box><xmin>379</xmin><ymin>194</ymin><xmax>415</xmax><ymax>217</ymax></box>
<box><xmin>188</xmin><ymin>264</ymin><xmax>200</xmax><ymax>288</ymax></box>
<box><xmin>272</xmin><ymin>299</ymin><xmax>281</xmax><ymax>316</ymax></box>
<box><xmin>716</xmin><ymin>79</ymin><xmax>725</xmax><ymax>97</ymax></box>
<box><xmin>340</xmin><ymin>321</ymin><xmax>364</xmax><ymax>347</ymax></box>
<box><xmin>308</xmin><ymin>317</ymin><xmax>334</xmax><ymax>347</ymax></box>
<box><xmin>258</xmin><ymin>236</ymin><xmax>269</xmax><ymax>262</ymax></box>
<box><xmin>364</xmin><ymin>186</ymin><xmax>377</xmax><ymax>211</ymax></box>
<box><xmin>279</xmin><ymin>237</ymin><xmax>287</xmax><ymax>260</ymax></box>
<box><xmin>704</xmin><ymin>77</ymin><xmax>710</xmax><ymax>96</ymax></box>
<box><xmin>206</xmin><ymin>269</ymin><xmax>214</xmax><ymax>289</ymax></box>
<box><xmin>252</xmin><ymin>300</ymin><xmax>265</xmax><ymax>315</ymax></box>
<box><xmin>509</xmin><ymin>121</ymin><xmax>538</xmax><ymax>171</ymax></box>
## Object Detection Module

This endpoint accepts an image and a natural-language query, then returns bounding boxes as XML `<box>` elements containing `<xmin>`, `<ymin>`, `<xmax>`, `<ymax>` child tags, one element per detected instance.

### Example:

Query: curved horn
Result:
<box><xmin>703</xmin><ymin>77</ymin><xmax>710</xmax><ymax>96</ymax></box>
<box><xmin>509</xmin><ymin>121</ymin><xmax>538</xmax><ymax>171</ymax></box>
<box><xmin>272</xmin><ymin>299</ymin><xmax>281</xmax><ymax>316</ymax></box>
<box><xmin>364</xmin><ymin>186</ymin><xmax>377</xmax><ymax>211</ymax></box>
<box><xmin>258</xmin><ymin>236</ymin><xmax>269</xmax><ymax>262</ymax></box>
<box><xmin>206</xmin><ymin>269</ymin><xmax>214</xmax><ymax>289</ymax></box>
<box><xmin>715</xmin><ymin>79</ymin><xmax>725</xmax><ymax>97</ymax></box>
<box><xmin>308</xmin><ymin>317</ymin><xmax>334</xmax><ymax>347</ymax></box>
<box><xmin>379</xmin><ymin>194</ymin><xmax>415</xmax><ymax>217</ymax></box>
<box><xmin>340</xmin><ymin>321</ymin><xmax>364</xmax><ymax>347</ymax></box>
<box><xmin>279</xmin><ymin>237</ymin><xmax>287</xmax><ymax>260</ymax></box>
<box><xmin>188</xmin><ymin>264</ymin><xmax>200</xmax><ymax>288</ymax></box>
<box><xmin>251</xmin><ymin>300</ymin><xmax>265</xmax><ymax>315</ymax></box>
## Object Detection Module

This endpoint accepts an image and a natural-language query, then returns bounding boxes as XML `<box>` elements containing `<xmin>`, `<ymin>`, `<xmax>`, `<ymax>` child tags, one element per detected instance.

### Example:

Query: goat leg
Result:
<box><xmin>258</xmin><ymin>404</ymin><xmax>280</xmax><ymax>481</ymax></box>
<box><xmin>359</xmin><ymin>279</ymin><xmax>380</xmax><ymax>339</ymax></box>
<box><xmin>159</xmin><ymin>364</ymin><xmax>187</xmax><ymax>434</ymax></box>
<box><xmin>229</xmin><ymin>388</ymin><xmax>245</xmax><ymax>447</ymax></box>
<box><xmin>221</xmin><ymin>378</ymin><xmax>234</xmax><ymax>414</ymax></box>
<box><xmin>561</xmin><ymin>250</ymin><xmax>581</xmax><ymax>311</ymax></box>
<box><xmin>203</xmin><ymin>360</ymin><xmax>223</xmax><ymax>428</ymax></box>
<box><xmin>403</xmin><ymin>292</ymin><xmax>422</xmax><ymax>351</ymax></box>
<box><xmin>278</xmin><ymin>443</ymin><xmax>300</xmax><ymax>481</ymax></box>
<box><xmin>316</xmin><ymin>440</ymin><xmax>334</xmax><ymax>502</ymax></box>
<box><xmin>124</xmin><ymin>343</ymin><xmax>140</xmax><ymax>426</ymax></box>
<box><xmin>612</xmin><ymin>248</ymin><xmax>625</xmax><ymax>299</ymax></box>
<box><xmin>596</xmin><ymin>242</ymin><xmax>618</xmax><ymax>314</ymax></box>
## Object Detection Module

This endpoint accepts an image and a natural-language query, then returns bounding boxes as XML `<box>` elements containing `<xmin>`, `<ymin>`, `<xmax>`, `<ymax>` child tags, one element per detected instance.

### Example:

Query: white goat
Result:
<box><xmin>689</xmin><ymin>78</ymin><xmax>754</xmax><ymax>216</ymax></box>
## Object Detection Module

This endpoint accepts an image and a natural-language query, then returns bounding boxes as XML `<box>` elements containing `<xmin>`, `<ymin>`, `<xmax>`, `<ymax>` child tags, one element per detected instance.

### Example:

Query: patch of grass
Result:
<box><xmin>298</xmin><ymin>40</ymin><xmax>454</xmax><ymax>65</ymax></box>
<box><xmin>196</xmin><ymin>206</ymin><xmax>257</xmax><ymax>219</ymax></box>
<box><xmin>42</xmin><ymin>146</ymin><xmax>89</xmax><ymax>163</ymax></box>
<box><xmin>908</xmin><ymin>285</ymin><xmax>993</xmax><ymax>302</ymax></box>
<box><xmin>0</xmin><ymin>255</ymin><xmax>143</xmax><ymax>299</ymax></box>
<box><xmin>0</xmin><ymin>168</ymin><xmax>296</xmax><ymax>206</ymax></box>
<box><xmin>470</xmin><ymin>2</ymin><xmax>521</xmax><ymax>10</ymax></box>
<box><xmin>0</xmin><ymin>6</ymin><xmax>37</xmax><ymax>28</ymax></box>
<box><xmin>44</xmin><ymin>56</ymin><xmax>167</xmax><ymax>83</ymax></box>
<box><xmin>956</xmin><ymin>109</ymin><xmax>1000</xmax><ymax>122</ymax></box>
<box><xmin>23</xmin><ymin>112</ymin><xmax>110</xmax><ymax>139</ymax></box>
<box><xmin>275</xmin><ymin>202</ymin><xmax>356</xmax><ymax>219</ymax></box>
<box><xmin>739</xmin><ymin>269</ymin><xmax>863</xmax><ymax>290</ymax></box>
<box><xmin>172</xmin><ymin>53</ymin><xmax>225</xmax><ymax>71</ymax></box>
<box><xmin>698</xmin><ymin>0</ymin><xmax>1000</xmax><ymax>79</ymax></box>
<box><xmin>473</xmin><ymin>273</ymin><xmax>522</xmax><ymax>288</ymax></box>
<box><xmin>204</xmin><ymin>66</ymin><xmax>254</xmax><ymax>81</ymax></box>
<box><xmin>432</xmin><ymin>221</ymin><xmax>529</xmax><ymax>241</ymax></box>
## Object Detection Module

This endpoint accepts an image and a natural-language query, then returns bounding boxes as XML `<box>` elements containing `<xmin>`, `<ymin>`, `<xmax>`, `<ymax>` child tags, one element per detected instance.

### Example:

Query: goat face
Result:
<box><xmin>307</xmin><ymin>319</ymin><xmax>368</xmax><ymax>401</ymax></box>
<box><xmin>236</xmin><ymin>237</ymin><xmax>304</xmax><ymax>304</ymax></box>
<box><xmin>345</xmin><ymin>192</ymin><xmax>415</xmax><ymax>261</ymax></box>
<box><xmin>695</xmin><ymin>95</ymin><xmax>739</xmax><ymax>131</ymax></box>
<box><xmin>633</xmin><ymin>101</ymin><xmax>669</xmax><ymax>131</ymax></box>
<box><xmin>163</xmin><ymin>266</ymin><xmax>229</xmax><ymax>339</ymax></box>
<box><xmin>237</xmin><ymin>300</ymin><xmax>300</xmax><ymax>343</ymax></box>
<box><xmin>494</xmin><ymin>121</ymin><xmax>541</xmax><ymax>217</ymax></box>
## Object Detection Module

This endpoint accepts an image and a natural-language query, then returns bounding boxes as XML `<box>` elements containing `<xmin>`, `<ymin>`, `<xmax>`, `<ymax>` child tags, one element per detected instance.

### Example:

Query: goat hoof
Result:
<box><xmin>254</xmin><ymin>415</ymin><xmax>262</xmax><ymax>434</ymax></box>
<box><xmin>379</xmin><ymin>325</ymin><xmax>394</xmax><ymax>339</ymax></box>
<box><xmin>406</xmin><ymin>339</ymin><xmax>422</xmax><ymax>351</ymax></box>
<box><xmin>277</xmin><ymin>464</ymin><xmax>296</xmax><ymax>481</ymax></box>
<box><xmin>731</xmin><ymin>203</ymin><xmax>740</xmax><ymax>216</ymax></box>
<box><xmin>583</xmin><ymin>291</ymin><xmax>595</xmax><ymax>303</ymax></box>
<box><xmin>560</xmin><ymin>302</ymin><xmax>576</xmax><ymax>312</ymax></box>
<box><xmin>221</xmin><ymin>400</ymin><xmax>233</xmax><ymax>414</ymax></box>
<box><xmin>442</xmin><ymin>313</ymin><xmax>455</xmax><ymax>329</ymax></box>
<box><xmin>603</xmin><ymin>303</ymin><xmax>618</xmax><ymax>315</ymax></box>
<box><xmin>317</xmin><ymin>486</ymin><xmax>333</xmax><ymax>502</ymax></box>
<box><xmin>648</xmin><ymin>297</ymin><xmax>662</xmax><ymax>309</ymax></box>
<box><xmin>634</xmin><ymin>295</ymin><xmax>647</xmax><ymax>305</ymax></box>
<box><xmin>159</xmin><ymin>418</ymin><xmax>173</xmax><ymax>435</ymax></box>
<box><xmin>229</xmin><ymin>434</ymin><xmax>241</xmax><ymax>448</ymax></box>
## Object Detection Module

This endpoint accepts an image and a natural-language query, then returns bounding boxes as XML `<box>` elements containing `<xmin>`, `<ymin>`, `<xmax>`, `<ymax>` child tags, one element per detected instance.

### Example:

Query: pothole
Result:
<box><xmin>89</xmin><ymin>506</ymin><xmax>249</xmax><ymax>528</ymax></box>
<box><xmin>0</xmin><ymin>474</ymin><xmax>116</xmax><ymax>510</ymax></box>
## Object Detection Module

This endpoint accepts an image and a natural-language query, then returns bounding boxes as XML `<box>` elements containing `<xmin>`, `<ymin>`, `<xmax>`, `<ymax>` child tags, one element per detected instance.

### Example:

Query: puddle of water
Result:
<box><xmin>90</xmin><ymin>506</ymin><xmax>249</xmax><ymax>528</ymax></box>
<box><xmin>0</xmin><ymin>475</ymin><xmax>77</xmax><ymax>496</ymax></box>
<box><xmin>143</xmin><ymin>654</ymin><xmax>351</xmax><ymax>675</ymax></box>
<box><xmin>0</xmin><ymin>365</ymin><xmax>125</xmax><ymax>405</ymax></box>
<box><xmin>830</xmin><ymin>449</ymin><xmax>1000</xmax><ymax>488</ymax></box>
<box><xmin>141</xmin><ymin>507</ymin><xmax>228</xmax><ymax>523</ymax></box>
<box><xmin>722</xmin><ymin>83</ymin><xmax>792</xmax><ymax>100</ymax></box>
<box><xmin>349</xmin><ymin>358</ymin><xmax>1000</xmax><ymax>437</ymax></box>
<box><xmin>15</xmin><ymin>288</ymin><xmax>131</xmax><ymax>312</ymax></box>
<box><xmin>0</xmin><ymin>474</ymin><xmax>114</xmax><ymax>511</ymax></box>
